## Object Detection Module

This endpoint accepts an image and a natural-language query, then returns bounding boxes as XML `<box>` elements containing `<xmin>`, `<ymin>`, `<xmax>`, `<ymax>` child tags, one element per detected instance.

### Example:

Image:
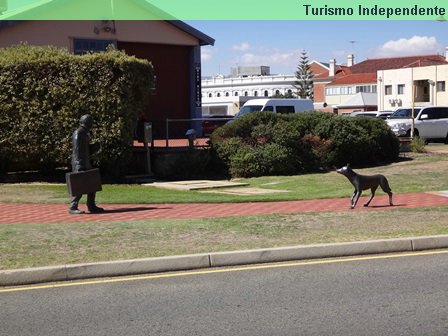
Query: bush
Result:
<box><xmin>0</xmin><ymin>44</ymin><xmax>154</xmax><ymax>176</ymax></box>
<box><xmin>229</xmin><ymin>143</ymin><xmax>295</xmax><ymax>177</ymax></box>
<box><xmin>210</xmin><ymin>112</ymin><xmax>399</xmax><ymax>177</ymax></box>
<box><xmin>410</xmin><ymin>137</ymin><xmax>427</xmax><ymax>153</ymax></box>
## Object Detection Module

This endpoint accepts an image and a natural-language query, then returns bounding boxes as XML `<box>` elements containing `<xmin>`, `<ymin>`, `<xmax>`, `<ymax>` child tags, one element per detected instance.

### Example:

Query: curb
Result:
<box><xmin>2</xmin><ymin>235</ymin><xmax>448</xmax><ymax>287</ymax></box>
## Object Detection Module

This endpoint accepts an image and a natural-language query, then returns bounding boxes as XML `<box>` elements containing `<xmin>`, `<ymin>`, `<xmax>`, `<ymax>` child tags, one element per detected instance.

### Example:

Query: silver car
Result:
<box><xmin>386</xmin><ymin>106</ymin><xmax>448</xmax><ymax>143</ymax></box>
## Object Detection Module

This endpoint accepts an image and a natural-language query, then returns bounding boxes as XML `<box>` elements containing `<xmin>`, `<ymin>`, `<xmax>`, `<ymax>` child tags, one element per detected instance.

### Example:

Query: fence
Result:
<box><xmin>162</xmin><ymin>117</ymin><xmax>234</xmax><ymax>148</ymax></box>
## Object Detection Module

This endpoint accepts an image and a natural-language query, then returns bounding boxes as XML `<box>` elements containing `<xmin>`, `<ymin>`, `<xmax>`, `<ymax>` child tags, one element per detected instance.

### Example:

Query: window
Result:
<box><xmin>217</xmin><ymin>93</ymin><xmax>221</xmax><ymax>97</ymax></box>
<box><xmin>439</xmin><ymin>107</ymin><xmax>448</xmax><ymax>119</ymax></box>
<box><xmin>264</xmin><ymin>90</ymin><xmax>269</xmax><ymax>97</ymax></box>
<box><xmin>244</xmin><ymin>91</ymin><xmax>248</xmax><ymax>96</ymax></box>
<box><xmin>234</xmin><ymin>92</ymin><xmax>239</xmax><ymax>96</ymax></box>
<box><xmin>424</xmin><ymin>108</ymin><xmax>438</xmax><ymax>120</ymax></box>
<box><xmin>276</xmin><ymin>106</ymin><xmax>295</xmax><ymax>114</ymax></box>
<box><xmin>73</xmin><ymin>38</ymin><xmax>117</xmax><ymax>55</ymax></box>
<box><xmin>355</xmin><ymin>85</ymin><xmax>377</xmax><ymax>93</ymax></box>
<box><xmin>437</xmin><ymin>81</ymin><xmax>446</xmax><ymax>92</ymax></box>
<box><xmin>208</xmin><ymin>93</ymin><xmax>212</xmax><ymax>98</ymax></box>
<box><xmin>397</xmin><ymin>84</ymin><xmax>405</xmax><ymax>95</ymax></box>
<box><xmin>385</xmin><ymin>85</ymin><xmax>392</xmax><ymax>95</ymax></box>
<box><xmin>275</xmin><ymin>90</ymin><xmax>280</xmax><ymax>95</ymax></box>
<box><xmin>424</xmin><ymin>107</ymin><xmax>448</xmax><ymax>119</ymax></box>
<box><xmin>340</xmin><ymin>87</ymin><xmax>350</xmax><ymax>95</ymax></box>
<box><xmin>264</xmin><ymin>105</ymin><xmax>274</xmax><ymax>112</ymax></box>
<box><xmin>254</xmin><ymin>91</ymin><xmax>258</xmax><ymax>96</ymax></box>
<box><xmin>326</xmin><ymin>87</ymin><xmax>341</xmax><ymax>95</ymax></box>
<box><xmin>225</xmin><ymin>92</ymin><xmax>229</xmax><ymax>97</ymax></box>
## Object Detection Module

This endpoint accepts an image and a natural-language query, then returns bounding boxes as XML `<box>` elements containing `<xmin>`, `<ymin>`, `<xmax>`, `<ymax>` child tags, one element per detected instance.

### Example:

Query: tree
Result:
<box><xmin>294</xmin><ymin>50</ymin><xmax>314</xmax><ymax>100</ymax></box>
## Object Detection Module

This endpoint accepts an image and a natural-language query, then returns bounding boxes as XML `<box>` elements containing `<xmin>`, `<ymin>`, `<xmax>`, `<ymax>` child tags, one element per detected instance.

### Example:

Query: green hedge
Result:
<box><xmin>210</xmin><ymin>112</ymin><xmax>399</xmax><ymax>177</ymax></box>
<box><xmin>0</xmin><ymin>44</ymin><xmax>154</xmax><ymax>176</ymax></box>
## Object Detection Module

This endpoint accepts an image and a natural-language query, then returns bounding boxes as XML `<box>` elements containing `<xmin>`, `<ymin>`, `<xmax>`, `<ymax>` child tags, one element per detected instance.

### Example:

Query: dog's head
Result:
<box><xmin>336</xmin><ymin>164</ymin><xmax>353</xmax><ymax>176</ymax></box>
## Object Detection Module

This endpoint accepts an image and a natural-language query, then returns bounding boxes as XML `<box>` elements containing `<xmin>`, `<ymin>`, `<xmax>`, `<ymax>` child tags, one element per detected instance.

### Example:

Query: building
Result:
<box><xmin>201</xmin><ymin>61</ymin><xmax>331</xmax><ymax>115</ymax></box>
<box><xmin>0</xmin><ymin>19</ymin><xmax>214</xmax><ymax>138</ymax></box>
<box><xmin>378</xmin><ymin>61</ymin><xmax>448</xmax><ymax>110</ymax></box>
<box><xmin>325</xmin><ymin>53</ymin><xmax>448</xmax><ymax>114</ymax></box>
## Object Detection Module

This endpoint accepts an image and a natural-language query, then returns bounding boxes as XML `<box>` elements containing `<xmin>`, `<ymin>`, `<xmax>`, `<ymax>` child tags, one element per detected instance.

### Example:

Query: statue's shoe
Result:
<box><xmin>88</xmin><ymin>206</ymin><xmax>105</xmax><ymax>213</ymax></box>
<box><xmin>69</xmin><ymin>209</ymin><xmax>85</xmax><ymax>214</ymax></box>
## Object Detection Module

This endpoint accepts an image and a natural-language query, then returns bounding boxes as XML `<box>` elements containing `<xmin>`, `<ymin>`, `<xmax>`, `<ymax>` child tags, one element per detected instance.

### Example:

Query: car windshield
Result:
<box><xmin>389</xmin><ymin>108</ymin><xmax>421</xmax><ymax>119</ymax></box>
<box><xmin>236</xmin><ymin>105</ymin><xmax>263</xmax><ymax>117</ymax></box>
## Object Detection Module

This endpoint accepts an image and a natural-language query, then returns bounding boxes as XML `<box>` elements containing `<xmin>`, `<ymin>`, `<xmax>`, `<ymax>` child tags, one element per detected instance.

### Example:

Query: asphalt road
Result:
<box><xmin>1</xmin><ymin>251</ymin><xmax>448</xmax><ymax>336</ymax></box>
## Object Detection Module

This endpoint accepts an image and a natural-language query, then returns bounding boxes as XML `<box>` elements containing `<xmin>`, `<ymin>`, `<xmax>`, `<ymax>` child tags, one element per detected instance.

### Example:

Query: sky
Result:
<box><xmin>187</xmin><ymin>20</ymin><xmax>448</xmax><ymax>77</ymax></box>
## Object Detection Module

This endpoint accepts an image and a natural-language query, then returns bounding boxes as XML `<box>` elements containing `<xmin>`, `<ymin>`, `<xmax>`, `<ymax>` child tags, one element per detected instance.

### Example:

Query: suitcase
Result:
<box><xmin>66</xmin><ymin>168</ymin><xmax>102</xmax><ymax>196</ymax></box>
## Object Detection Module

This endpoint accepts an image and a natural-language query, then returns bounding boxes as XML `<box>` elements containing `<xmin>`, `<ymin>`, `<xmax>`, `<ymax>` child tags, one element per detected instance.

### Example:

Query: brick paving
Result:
<box><xmin>1</xmin><ymin>192</ymin><xmax>448</xmax><ymax>225</ymax></box>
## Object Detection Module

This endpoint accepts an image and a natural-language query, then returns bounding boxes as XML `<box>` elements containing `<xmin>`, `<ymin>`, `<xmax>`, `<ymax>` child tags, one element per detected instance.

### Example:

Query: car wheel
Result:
<box><xmin>406</xmin><ymin>129</ymin><xmax>419</xmax><ymax>137</ymax></box>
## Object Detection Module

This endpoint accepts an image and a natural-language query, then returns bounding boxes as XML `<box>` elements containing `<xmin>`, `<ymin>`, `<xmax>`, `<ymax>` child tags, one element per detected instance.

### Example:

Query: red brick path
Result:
<box><xmin>1</xmin><ymin>192</ymin><xmax>447</xmax><ymax>225</ymax></box>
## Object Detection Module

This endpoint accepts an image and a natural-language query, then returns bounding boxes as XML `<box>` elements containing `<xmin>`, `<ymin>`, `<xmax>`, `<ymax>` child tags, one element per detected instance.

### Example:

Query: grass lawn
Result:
<box><xmin>1</xmin><ymin>150</ymin><xmax>448</xmax><ymax>205</ymax></box>
<box><xmin>1</xmin><ymin>207</ymin><xmax>448</xmax><ymax>270</ymax></box>
<box><xmin>1</xmin><ymin>148</ymin><xmax>448</xmax><ymax>270</ymax></box>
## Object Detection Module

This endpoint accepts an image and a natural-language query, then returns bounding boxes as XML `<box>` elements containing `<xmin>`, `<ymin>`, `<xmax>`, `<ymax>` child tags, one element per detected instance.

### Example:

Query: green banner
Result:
<box><xmin>1</xmin><ymin>0</ymin><xmax>447</xmax><ymax>20</ymax></box>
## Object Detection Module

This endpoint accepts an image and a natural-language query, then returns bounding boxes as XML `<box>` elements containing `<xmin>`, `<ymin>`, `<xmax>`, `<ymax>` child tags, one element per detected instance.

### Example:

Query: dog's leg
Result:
<box><xmin>380</xmin><ymin>177</ymin><xmax>393</xmax><ymax>206</ymax></box>
<box><xmin>351</xmin><ymin>190</ymin><xmax>356</xmax><ymax>206</ymax></box>
<box><xmin>388</xmin><ymin>192</ymin><xmax>393</xmax><ymax>206</ymax></box>
<box><xmin>364</xmin><ymin>186</ymin><xmax>378</xmax><ymax>207</ymax></box>
<box><xmin>352</xmin><ymin>189</ymin><xmax>361</xmax><ymax>209</ymax></box>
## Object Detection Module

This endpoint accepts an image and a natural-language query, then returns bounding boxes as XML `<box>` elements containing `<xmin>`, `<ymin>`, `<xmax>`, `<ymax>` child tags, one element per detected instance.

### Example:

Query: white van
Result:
<box><xmin>235</xmin><ymin>99</ymin><xmax>314</xmax><ymax>118</ymax></box>
<box><xmin>386</xmin><ymin>106</ymin><xmax>448</xmax><ymax>143</ymax></box>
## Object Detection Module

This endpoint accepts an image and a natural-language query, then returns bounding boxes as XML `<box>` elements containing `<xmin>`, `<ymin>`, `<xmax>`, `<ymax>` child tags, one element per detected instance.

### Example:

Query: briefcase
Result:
<box><xmin>66</xmin><ymin>168</ymin><xmax>102</xmax><ymax>197</ymax></box>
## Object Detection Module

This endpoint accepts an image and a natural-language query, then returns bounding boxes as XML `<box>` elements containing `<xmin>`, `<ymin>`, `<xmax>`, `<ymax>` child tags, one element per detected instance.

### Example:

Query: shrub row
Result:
<box><xmin>0</xmin><ymin>44</ymin><xmax>154</xmax><ymax>176</ymax></box>
<box><xmin>210</xmin><ymin>112</ymin><xmax>399</xmax><ymax>177</ymax></box>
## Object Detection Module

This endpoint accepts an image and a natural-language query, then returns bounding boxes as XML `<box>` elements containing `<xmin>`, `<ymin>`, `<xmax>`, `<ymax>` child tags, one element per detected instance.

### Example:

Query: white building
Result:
<box><xmin>201</xmin><ymin>73</ymin><xmax>297</xmax><ymax>115</ymax></box>
<box><xmin>325</xmin><ymin>53</ymin><xmax>448</xmax><ymax>114</ymax></box>
<box><xmin>378</xmin><ymin>63</ymin><xmax>448</xmax><ymax>111</ymax></box>
<box><xmin>201</xmin><ymin>62</ymin><xmax>331</xmax><ymax>115</ymax></box>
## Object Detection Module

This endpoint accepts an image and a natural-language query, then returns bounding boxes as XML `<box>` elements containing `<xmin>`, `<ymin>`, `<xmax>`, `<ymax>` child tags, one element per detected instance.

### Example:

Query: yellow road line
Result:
<box><xmin>2</xmin><ymin>249</ymin><xmax>448</xmax><ymax>294</ymax></box>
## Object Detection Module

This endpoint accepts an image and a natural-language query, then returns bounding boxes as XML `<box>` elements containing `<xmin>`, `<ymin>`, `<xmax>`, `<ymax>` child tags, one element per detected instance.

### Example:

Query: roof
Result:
<box><xmin>337</xmin><ymin>92</ymin><xmax>377</xmax><ymax>108</ymax></box>
<box><xmin>327</xmin><ymin>54</ymin><xmax>448</xmax><ymax>86</ymax></box>
<box><xmin>327</xmin><ymin>73</ymin><xmax>377</xmax><ymax>86</ymax></box>
<box><xmin>349</xmin><ymin>54</ymin><xmax>447</xmax><ymax>74</ymax></box>
<box><xmin>168</xmin><ymin>21</ymin><xmax>214</xmax><ymax>46</ymax></box>
<box><xmin>0</xmin><ymin>1</ymin><xmax>214</xmax><ymax>46</ymax></box>
<box><xmin>309</xmin><ymin>61</ymin><xmax>330</xmax><ymax>79</ymax></box>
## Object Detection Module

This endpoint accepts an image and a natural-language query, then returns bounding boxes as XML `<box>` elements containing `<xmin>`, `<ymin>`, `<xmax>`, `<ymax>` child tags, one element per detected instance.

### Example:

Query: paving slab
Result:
<box><xmin>428</xmin><ymin>190</ymin><xmax>448</xmax><ymax>198</ymax></box>
<box><xmin>200</xmin><ymin>187</ymin><xmax>289</xmax><ymax>196</ymax></box>
<box><xmin>145</xmin><ymin>180</ymin><xmax>248</xmax><ymax>190</ymax></box>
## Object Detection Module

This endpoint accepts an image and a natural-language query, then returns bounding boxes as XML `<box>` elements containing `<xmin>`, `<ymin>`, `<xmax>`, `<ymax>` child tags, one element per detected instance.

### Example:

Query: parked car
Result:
<box><xmin>201</xmin><ymin>115</ymin><xmax>234</xmax><ymax>136</ymax></box>
<box><xmin>348</xmin><ymin>111</ymin><xmax>379</xmax><ymax>118</ymax></box>
<box><xmin>235</xmin><ymin>98</ymin><xmax>314</xmax><ymax>117</ymax></box>
<box><xmin>376</xmin><ymin>111</ymin><xmax>393</xmax><ymax>120</ymax></box>
<box><xmin>386</xmin><ymin>106</ymin><xmax>448</xmax><ymax>143</ymax></box>
<box><xmin>348</xmin><ymin>111</ymin><xmax>392</xmax><ymax>119</ymax></box>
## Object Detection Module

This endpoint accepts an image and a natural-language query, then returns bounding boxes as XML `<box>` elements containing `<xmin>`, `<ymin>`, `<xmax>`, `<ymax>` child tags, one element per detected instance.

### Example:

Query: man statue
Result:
<box><xmin>69</xmin><ymin>114</ymin><xmax>104</xmax><ymax>214</ymax></box>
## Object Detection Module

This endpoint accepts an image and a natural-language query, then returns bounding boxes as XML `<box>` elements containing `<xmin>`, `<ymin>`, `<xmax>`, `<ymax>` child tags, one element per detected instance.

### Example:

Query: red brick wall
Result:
<box><xmin>313</xmin><ymin>82</ymin><xmax>325</xmax><ymax>103</ymax></box>
<box><xmin>118</xmin><ymin>42</ymin><xmax>192</xmax><ymax>138</ymax></box>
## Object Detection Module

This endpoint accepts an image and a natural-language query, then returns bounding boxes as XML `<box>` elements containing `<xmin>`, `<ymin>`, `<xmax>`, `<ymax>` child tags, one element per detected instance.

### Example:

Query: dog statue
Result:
<box><xmin>336</xmin><ymin>164</ymin><xmax>393</xmax><ymax>209</ymax></box>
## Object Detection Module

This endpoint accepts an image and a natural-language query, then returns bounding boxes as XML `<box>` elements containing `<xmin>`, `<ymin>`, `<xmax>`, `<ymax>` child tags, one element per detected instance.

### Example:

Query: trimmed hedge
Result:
<box><xmin>0</xmin><ymin>44</ymin><xmax>154</xmax><ymax>176</ymax></box>
<box><xmin>210</xmin><ymin>112</ymin><xmax>399</xmax><ymax>177</ymax></box>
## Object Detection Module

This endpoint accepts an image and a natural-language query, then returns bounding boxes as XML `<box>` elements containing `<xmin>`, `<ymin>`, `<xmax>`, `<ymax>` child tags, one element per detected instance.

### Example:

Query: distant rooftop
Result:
<box><xmin>230</xmin><ymin>65</ymin><xmax>271</xmax><ymax>77</ymax></box>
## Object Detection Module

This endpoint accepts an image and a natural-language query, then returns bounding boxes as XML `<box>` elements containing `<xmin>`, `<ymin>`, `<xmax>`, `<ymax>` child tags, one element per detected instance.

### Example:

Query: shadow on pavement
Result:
<box><xmin>97</xmin><ymin>206</ymin><xmax>172</xmax><ymax>214</ymax></box>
